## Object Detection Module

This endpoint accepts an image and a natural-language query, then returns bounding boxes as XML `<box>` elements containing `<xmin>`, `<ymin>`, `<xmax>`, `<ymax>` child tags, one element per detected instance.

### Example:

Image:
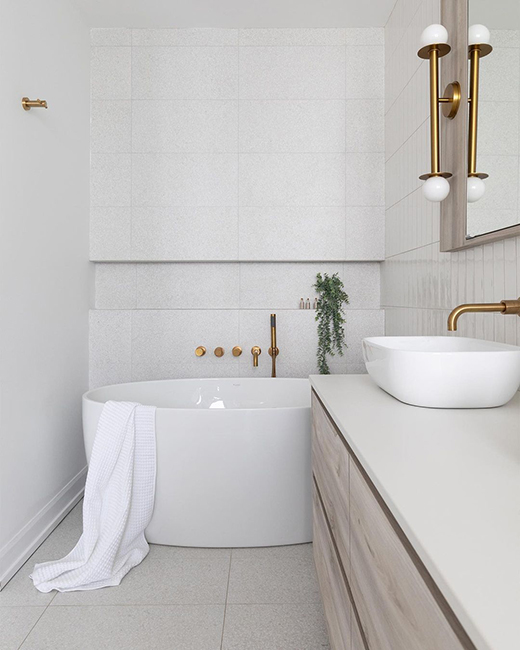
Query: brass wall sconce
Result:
<box><xmin>22</xmin><ymin>97</ymin><xmax>48</xmax><ymax>111</ymax></box>
<box><xmin>417</xmin><ymin>24</ymin><xmax>460</xmax><ymax>202</ymax></box>
<box><xmin>467</xmin><ymin>24</ymin><xmax>492</xmax><ymax>204</ymax></box>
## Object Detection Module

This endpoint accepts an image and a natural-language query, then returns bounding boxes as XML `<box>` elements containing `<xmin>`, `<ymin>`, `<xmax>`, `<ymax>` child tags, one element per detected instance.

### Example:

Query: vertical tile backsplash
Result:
<box><xmin>89</xmin><ymin>28</ymin><xmax>386</xmax><ymax>387</ymax></box>
<box><xmin>382</xmin><ymin>0</ymin><xmax>520</xmax><ymax>349</ymax></box>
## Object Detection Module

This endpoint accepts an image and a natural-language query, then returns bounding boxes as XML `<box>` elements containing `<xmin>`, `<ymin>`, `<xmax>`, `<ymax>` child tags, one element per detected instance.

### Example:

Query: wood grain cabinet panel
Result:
<box><xmin>349</xmin><ymin>461</ymin><xmax>466</xmax><ymax>650</ymax></box>
<box><xmin>351</xmin><ymin>613</ymin><xmax>365</xmax><ymax>650</ymax></box>
<box><xmin>313</xmin><ymin>485</ymin><xmax>352</xmax><ymax>650</ymax></box>
<box><xmin>311</xmin><ymin>393</ymin><xmax>350</xmax><ymax>578</ymax></box>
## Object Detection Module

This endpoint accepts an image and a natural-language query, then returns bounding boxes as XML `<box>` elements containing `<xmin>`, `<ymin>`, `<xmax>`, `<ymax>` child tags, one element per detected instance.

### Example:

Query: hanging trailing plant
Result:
<box><xmin>313</xmin><ymin>273</ymin><xmax>349</xmax><ymax>375</ymax></box>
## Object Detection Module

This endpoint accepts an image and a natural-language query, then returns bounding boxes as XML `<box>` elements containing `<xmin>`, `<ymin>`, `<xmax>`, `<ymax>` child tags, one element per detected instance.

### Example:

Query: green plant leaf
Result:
<box><xmin>313</xmin><ymin>272</ymin><xmax>349</xmax><ymax>375</ymax></box>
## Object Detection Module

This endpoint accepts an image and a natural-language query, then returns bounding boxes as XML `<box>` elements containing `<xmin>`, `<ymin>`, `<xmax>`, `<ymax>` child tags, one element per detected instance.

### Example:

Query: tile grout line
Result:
<box><xmin>17</xmin><ymin>592</ymin><xmax>57</xmax><ymax>649</ymax></box>
<box><xmin>219</xmin><ymin>551</ymin><xmax>233</xmax><ymax>650</ymax></box>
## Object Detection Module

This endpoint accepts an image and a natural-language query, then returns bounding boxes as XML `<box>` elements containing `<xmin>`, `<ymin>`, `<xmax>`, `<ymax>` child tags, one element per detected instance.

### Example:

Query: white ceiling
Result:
<box><xmin>73</xmin><ymin>0</ymin><xmax>397</xmax><ymax>28</ymax></box>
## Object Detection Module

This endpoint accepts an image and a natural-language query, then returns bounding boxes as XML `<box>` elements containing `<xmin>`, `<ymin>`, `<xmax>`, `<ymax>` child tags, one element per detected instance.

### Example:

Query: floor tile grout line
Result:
<box><xmin>17</xmin><ymin>593</ymin><xmax>56</xmax><ymax>649</ymax></box>
<box><xmin>219</xmin><ymin>551</ymin><xmax>233</xmax><ymax>650</ymax></box>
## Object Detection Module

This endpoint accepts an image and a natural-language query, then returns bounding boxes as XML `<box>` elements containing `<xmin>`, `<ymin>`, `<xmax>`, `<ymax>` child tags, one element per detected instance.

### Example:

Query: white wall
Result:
<box><xmin>88</xmin><ymin>28</ymin><xmax>386</xmax><ymax>385</ymax></box>
<box><xmin>382</xmin><ymin>0</ymin><xmax>520</xmax><ymax>347</ymax></box>
<box><xmin>0</xmin><ymin>0</ymin><xmax>91</xmax><ymax>586</ymax></box>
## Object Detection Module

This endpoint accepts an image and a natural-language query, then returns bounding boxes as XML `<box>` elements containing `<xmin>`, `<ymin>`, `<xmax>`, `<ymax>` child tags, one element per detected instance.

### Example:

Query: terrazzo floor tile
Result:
<box><xmin>0</xmin><ymin>606</ymin><xmax>45</xmax><ymax>650</ymax></box>
<box><xmin>20</xmin><ymin>605</ymin><xmax>225</xmax><ymax>650</ymax></box>
<box><xmin>0</xmin><ymin>560</ymin><xmax>55</xmax><ymax>608</ymax></box>
<box><xmin>222</xmin><ymin>603</ymin><xmax>330</xmax><ymax>650</ymax></box>
<box><xmin>51</xmin><ymin>555</ymin><xmax>230</xmax><ymax>606</ymax></box>
<box><xmin>3</xmin><ymin>503</ymin><xmax>329</xmax><ymax>649</ymax></box>
<box><xmin>231</xmin><ymin>543</ymin><xmax>313</xmax><ymax>560</ymax></box>
<box><xmin>148</xmin><ymin>544</ymin><xmax>232</xmax><ymax>561</ymax></box>
<box><xmin>227</xmin><ymin>555</ymin><xmax>321</xmax><ymax>604</ymax></box>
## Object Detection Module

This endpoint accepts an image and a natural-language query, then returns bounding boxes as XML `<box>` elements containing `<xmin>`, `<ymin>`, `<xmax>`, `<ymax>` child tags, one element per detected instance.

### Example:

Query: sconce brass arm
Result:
<box><xmin>467</xmin><ymin>43</ymin><xmax>492</xmax><ymax>180</ymax></box>
<box><xmin>417</xmin><ymin>43</ymin><xmax>459</xmax><ymax>184</ymax></box>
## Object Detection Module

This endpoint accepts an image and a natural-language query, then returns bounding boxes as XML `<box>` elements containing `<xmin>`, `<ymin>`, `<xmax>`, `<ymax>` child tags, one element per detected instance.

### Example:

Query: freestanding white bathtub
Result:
<box><xmin>82</xmin><ymin>378</ymin><xmax>312</xmax><ymax>548</ymax></box>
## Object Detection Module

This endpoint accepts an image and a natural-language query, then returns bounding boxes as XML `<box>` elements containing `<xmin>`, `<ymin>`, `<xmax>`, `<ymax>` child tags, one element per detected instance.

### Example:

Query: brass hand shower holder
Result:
<box><xmin>268</xmin><ymin>313</ymin><xmax>279</xmax><ymax>378</ymax></box>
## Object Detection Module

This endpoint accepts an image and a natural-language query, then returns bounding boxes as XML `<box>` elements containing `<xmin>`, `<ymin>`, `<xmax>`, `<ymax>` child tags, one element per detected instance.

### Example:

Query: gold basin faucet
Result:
<box><xmin>268</xmin><ymin>313</ymin><xmax>279</xmax><ymax>378</ymax></box>
<box><xmin>447</xmin><ymin>298</ymin><xmax>520</xmax><ymax>331</ymax></box>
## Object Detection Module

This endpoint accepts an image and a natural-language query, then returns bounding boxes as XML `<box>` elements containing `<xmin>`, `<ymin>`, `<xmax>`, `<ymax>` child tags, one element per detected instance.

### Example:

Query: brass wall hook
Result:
<box><xmin>22</xmin><ymin>97</ymin><xmax>48</xmax><ymax>111</ymax></box>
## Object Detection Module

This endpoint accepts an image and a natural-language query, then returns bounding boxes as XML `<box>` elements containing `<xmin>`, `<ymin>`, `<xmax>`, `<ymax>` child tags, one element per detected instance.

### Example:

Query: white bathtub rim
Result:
<box><xmin>83</xmin><ymin>376</ymin><xmax>311</xmax><ymax>412</ymax></box>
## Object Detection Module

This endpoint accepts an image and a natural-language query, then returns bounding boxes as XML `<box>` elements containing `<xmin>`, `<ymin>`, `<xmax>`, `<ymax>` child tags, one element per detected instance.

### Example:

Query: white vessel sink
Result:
<box><xmin>362</xmin><ymin>336</ymin><xmax>520</xmax><ymax>408</ymax></box>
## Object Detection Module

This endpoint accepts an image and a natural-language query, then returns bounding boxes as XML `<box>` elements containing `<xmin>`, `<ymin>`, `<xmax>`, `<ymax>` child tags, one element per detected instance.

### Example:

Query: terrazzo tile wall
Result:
<box><xmin>89</xmin><ymin>27</ymin><xmax>385</xmax><ymax>388</ymax></box>
<box><xmin>382</xmin><ymin>0</ymin><xmax>520</xmax><ymax>346</ymax></box>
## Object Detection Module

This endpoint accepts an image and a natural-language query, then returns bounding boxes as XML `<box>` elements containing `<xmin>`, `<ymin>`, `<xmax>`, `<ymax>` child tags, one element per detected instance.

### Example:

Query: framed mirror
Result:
<box><xmin>440</xmin><ymin>0</ymin><xmax>520</xmax><ymax>251</ymax></box>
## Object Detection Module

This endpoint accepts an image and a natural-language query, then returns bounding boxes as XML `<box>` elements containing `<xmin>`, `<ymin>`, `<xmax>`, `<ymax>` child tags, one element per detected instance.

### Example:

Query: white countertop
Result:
<box><xmin>309</xmin><ymin>374</ymin><xmax>520</xmax><ymax>650</ymax></box>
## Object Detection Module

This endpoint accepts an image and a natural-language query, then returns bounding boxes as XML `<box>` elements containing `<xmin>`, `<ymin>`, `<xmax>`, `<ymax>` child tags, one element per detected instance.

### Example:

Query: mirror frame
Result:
<box><xmin>440</xmin><ymin>0</ymin><xmax>520</xmax><ymax>252</ymax></box>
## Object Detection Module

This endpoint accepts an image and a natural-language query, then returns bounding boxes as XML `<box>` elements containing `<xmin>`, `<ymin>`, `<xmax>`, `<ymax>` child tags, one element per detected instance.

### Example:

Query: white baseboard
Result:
<box><xmin>0</xmin><ymin>467</ymin><xmax>87</xmax><ymax>589</ymax></box>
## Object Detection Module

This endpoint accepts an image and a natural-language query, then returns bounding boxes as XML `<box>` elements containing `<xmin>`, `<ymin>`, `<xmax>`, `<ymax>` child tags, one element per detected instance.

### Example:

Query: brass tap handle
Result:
<box><xmin>251</xmin><ymin>346</ymin><xmax>261</xmax><ymax>367</ymax></box>
<box><xmin>232</xmin><ymin>346</ymin><xmax>242</xmax><ymax>357</ymax></box>
<box><xmin>195</xmin><ymin>346</ymin><xmax>206</xmax><ymax>357</ymax></box>
<box><xmin>214</xmin><ymin>347</ymin><xmax>225</xmax><ymax>357</ymax></box>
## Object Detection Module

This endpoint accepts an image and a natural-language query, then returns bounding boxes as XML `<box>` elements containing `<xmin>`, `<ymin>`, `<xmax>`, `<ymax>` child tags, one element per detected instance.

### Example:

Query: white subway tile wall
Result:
<box><xmin>89</xmin><ymin>28</ymin><xmax>386</xmax><ymax>386</ymax></box>
<box><xmin>382</xmin><ymin>0</ymin><xmax>520</xmax><ymax>348</ymax></box>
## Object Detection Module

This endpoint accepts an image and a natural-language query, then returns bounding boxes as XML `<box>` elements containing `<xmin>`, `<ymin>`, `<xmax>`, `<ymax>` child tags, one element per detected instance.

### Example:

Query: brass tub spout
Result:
<box><xmin>447</xmin><ymin>299</ymin><xmax>520</xmax><ymax>331</ymax></box>
<box><xmin>251</xmin><ymin>346</ymin><xmax>261</xmax><ymax>367</ymax></box>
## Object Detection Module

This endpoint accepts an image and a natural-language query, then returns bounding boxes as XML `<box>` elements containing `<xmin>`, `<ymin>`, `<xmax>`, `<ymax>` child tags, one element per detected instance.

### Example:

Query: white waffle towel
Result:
<box><xmin>31</xmin><ymin>401</ymin><xmax>156</xmax><ymax>592</ymax></box>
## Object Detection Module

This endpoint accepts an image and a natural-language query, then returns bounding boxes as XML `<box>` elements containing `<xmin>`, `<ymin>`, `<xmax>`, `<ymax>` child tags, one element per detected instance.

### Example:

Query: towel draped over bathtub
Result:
<box><xmin>31</xmin><ymin>401</ymin><xmax>156</xmax><ymax>592</ymax></box>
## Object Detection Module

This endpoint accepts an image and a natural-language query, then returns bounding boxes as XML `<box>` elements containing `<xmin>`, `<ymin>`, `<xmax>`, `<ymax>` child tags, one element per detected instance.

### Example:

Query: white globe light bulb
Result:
<box><xmin>467</xmin><ymin>177</ymin><xmax>486</xmax><ymax>203</ymax></box>
<box><xmin>422</xmin><ymin>176</ymin><xmax>450</xmax><ymax>202</ymax></box>
<box><xmin>469</xmin><ymin>24</ymin><xmax>491</xmax><ymax>46</ymax></box>
<box><xmin>420</xmin><ymin>24</ymin><xmax>449</xmax><ymax>48</ymax></box>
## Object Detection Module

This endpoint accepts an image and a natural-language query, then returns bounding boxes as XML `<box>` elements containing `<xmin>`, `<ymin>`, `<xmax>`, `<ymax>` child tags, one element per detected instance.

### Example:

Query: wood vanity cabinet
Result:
<box><xmin>311</xmin><ymin>391</ymin><xmax>476</xmax><ymax>650</ymax></box>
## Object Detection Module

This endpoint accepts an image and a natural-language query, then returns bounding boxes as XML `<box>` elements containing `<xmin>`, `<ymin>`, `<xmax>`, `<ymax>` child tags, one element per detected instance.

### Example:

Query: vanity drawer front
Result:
<box><xmin>313</xmin><ymin>484</ymin><xmax>352</xmax><ymax>650</ymax></box>
<box><xmin>349</xmin><ymin>462</ymin><xmax>466</xmax><ymax>650</ymax></box>
<box><xmin>311</xmin><ymin>392</ymin><xmax>350</xmax><ymax>576</ymax></box>
<box><xmin>351</xmin><ymin>614</ymin><xmax>365</xmax><ymax>650</ymax></box>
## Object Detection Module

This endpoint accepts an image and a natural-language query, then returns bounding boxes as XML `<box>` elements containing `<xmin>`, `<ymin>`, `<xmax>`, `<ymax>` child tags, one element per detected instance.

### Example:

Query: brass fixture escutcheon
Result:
<box><xmin>441</xmin><ymin>82</ymin><xmax>461</xmax><ymax>119</ymax></box>
<box><xmin>232</xmin><ymin>346</ymin><xmax>242</xmax><ymax>357</ymax></box>
<box><xmin>214</xmin><ymin>347</ymin><xmax>225</xmax><ymax>357</ymax></box>
<box><xmin>195</xmin><ymin>346</ymin><xmax>206</xmax><ymax>357</ymax></box>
